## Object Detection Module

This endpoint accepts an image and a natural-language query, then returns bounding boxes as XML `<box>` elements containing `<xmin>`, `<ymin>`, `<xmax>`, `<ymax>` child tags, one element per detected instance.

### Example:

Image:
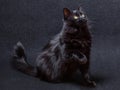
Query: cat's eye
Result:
<box><xmin>80</xmin><ymin>14</ymin><xmax>85</xmax><ymax>18</ymax></box>
<box><xmin>73</xmin><ymin>16</ymin><xmax>79</xmax><ymax>19</ymax></box>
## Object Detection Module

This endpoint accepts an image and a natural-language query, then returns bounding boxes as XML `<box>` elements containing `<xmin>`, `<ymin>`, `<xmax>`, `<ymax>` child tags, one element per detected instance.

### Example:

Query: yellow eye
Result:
<box><xmin>73</xmin><ymin>16</ymin><xmax>79</xmax><ymax>19</ymax></box>
<box><xmin>81</xmin><ymin>14</ymin><xmax>85</xmax><ymax>18</ymax></box>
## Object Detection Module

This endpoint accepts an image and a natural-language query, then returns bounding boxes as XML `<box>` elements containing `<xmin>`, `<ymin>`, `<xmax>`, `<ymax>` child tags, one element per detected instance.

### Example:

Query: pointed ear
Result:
<box><xmin>63</xmin><ymin>8</ymin><xmax>71</xmax><ymax>19</ymax></box>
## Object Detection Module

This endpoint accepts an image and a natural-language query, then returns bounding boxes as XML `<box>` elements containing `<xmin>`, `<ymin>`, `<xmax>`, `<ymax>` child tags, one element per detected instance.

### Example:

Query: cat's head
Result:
<box><xmin>63</xmin><ymin>7</ymin><xmax>87</xmax><ymax>28</ymax></box>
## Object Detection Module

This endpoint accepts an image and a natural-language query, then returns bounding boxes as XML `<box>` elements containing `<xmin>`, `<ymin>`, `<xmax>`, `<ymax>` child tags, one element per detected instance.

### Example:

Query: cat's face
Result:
<box><xmin>63</xmin><ymin>8</ymin><xmax>87</xmax><ymax>27</ymax></box>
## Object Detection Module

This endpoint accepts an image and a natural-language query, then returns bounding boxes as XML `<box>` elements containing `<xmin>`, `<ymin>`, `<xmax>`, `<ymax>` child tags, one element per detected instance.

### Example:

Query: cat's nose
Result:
<box><xmin>78</xmin><ymin>18</ymin><xmax>87</xmax><ymax>23</ymax></box>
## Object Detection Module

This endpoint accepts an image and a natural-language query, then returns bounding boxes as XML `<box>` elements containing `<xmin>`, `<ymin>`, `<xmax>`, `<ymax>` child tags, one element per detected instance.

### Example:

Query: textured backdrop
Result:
<box><xmin>0</xmin><ymin>0</ymin><xmax>120</xmax><ymax>90</ymax></box>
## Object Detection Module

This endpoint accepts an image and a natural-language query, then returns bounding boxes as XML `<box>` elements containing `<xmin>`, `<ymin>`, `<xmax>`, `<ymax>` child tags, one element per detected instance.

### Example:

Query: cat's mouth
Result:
<box><xmin>76</xmin><ymin>23</ymin><xmax>87</xmax><ymax>30</ymax></box>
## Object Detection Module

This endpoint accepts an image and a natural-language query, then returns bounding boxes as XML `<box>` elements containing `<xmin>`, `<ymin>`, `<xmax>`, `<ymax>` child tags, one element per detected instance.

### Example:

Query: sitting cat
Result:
<box><xmin>12</xmin><ymin>7</ymin><xmax>96</xmax><ymax>87</ymax></box>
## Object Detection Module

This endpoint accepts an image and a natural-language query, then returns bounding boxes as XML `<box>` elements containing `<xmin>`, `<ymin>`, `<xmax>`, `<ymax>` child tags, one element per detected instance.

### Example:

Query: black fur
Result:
<box><xmin>12</xmin><ymin>7</ymin><xmax>96</xmax><ymax>87</ymax></box>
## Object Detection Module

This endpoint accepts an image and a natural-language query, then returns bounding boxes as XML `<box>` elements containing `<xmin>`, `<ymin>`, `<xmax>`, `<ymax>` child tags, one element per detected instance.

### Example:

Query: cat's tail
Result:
<box><xmin>11</xmin><ymin>42</ymin><xmax>37</xmax><ymax>77</ymax></box>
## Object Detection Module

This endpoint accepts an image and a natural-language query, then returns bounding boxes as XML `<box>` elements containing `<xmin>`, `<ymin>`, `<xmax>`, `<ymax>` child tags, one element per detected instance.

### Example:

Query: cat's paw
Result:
<box><xmin>79</xmin><ymin>57</ymin><xmax>87</xmax><ymax>64</ymax></box>
<box><xmin>80</xmin><ymin>59</ymin><xmax>87</xmax><ymax>64</ymax></box>
<box><xmin>89</xmin><ymin>81</ymin><xmax>96</xmax><ymax>87</ymax></box>
<box><xmin>86</xmin><ymin>80</ymin><xmax>96</xmax><ymax>87</ymax></box>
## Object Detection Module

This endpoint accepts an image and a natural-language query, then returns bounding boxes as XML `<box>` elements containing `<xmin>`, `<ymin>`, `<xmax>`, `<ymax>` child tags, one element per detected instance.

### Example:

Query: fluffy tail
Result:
<box><xmin>11</xmin><ymin>42</ymin><xmax>37</xmax><ymax>77</ymax></box>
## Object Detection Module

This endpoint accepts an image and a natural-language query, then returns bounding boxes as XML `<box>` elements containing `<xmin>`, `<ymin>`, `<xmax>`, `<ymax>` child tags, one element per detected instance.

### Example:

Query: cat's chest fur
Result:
<box><xmin>62</xmin><ymin>26</ymin><xmax>91</xmax><ymax>53</ymax></box>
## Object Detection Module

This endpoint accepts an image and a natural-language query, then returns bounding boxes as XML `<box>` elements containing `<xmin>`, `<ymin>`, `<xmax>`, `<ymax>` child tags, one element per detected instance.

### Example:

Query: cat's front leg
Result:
<box><xmin>77</xmin><ymin>52</ymin><xmax>96</xmax><ymax>87</ymax></box>
<box><xmin>79</xmin><ymin>63</ymin><xmax>96</xmax><ymax>87</ymax></box>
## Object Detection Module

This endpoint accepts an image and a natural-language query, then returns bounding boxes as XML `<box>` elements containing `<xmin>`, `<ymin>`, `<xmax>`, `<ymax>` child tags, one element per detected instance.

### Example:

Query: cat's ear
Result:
<box><xmin>63</xmin><ymin>8</ymin><xmax>72</xmax><ymax>20</ymax></box>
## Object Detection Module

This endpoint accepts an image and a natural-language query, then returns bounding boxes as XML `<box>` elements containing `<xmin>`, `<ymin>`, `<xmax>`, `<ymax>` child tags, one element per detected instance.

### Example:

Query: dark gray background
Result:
<box><xmin>0</xmin><ymin>0</ymin><xmax>120</xmax><ymax>90</ymax></box>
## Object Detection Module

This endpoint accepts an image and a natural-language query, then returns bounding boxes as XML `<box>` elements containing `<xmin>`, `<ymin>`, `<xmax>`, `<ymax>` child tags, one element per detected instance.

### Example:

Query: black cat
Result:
<box><xmin>12</xmin><ymin>7</ymin><xmax>96</xmax><ymax>87</ymax></box>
